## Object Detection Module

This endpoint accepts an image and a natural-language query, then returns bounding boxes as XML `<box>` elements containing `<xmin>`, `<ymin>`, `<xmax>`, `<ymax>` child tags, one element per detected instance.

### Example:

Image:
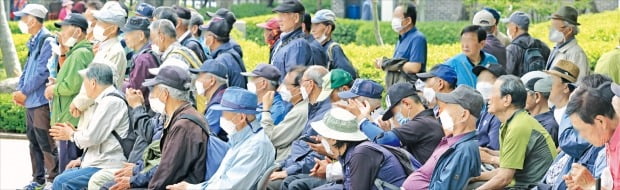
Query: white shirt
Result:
<box><xmin>554</xmin><ymin>106</ymin><xmax>567</xmax><ymax>125</ymax></box>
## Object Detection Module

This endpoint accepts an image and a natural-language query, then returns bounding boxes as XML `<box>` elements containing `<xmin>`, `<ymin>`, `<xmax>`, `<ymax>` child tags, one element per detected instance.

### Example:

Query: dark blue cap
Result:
<box><xmin>382</xmin><ymin>82</ymin><xmax>418</xmax><ymax>121</ymax></box>
<box><xmin>241</xmin><ymin>64</ymin><xmax>281</xmax><ymax>81</ymax></box>
<box><xmin>142</xmin><ymin>65</ymin><xmax>191</xmax><ymax>91</ymax></box>
<box><xmin>416</xmin><ymin>64</ymin><xmax>457</xmax><ymax>86</ymax></box>
<box><xmin>190</xmin><ymin>59</ymin><xmax>228</xmax><ymax>79</ymax></box>
<box><xmin>338</xmin><ymin>79</ymin><xmax>384</xmax><ymax>99</ymax></box>
<box><xmin>211</xmin><ymin>87</ymin><xmax>260</xmax><ymax>114</ymax></box>
<box><xmin>135</xmin><ymin>3</ymin><xmax>154</xmax><ymax>18</ymax></box>
<box><xmin>121</xmin><ymin>16</ymin><xmax>150</xmax><ymax>32</ymax></box>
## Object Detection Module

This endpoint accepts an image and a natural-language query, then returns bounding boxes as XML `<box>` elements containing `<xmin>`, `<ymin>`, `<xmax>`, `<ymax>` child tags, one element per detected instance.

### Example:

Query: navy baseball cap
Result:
<box><xmin>200</xmin><ymin>17</ymin><xmax>230</xmax><ymax>38</ymax></box>
<box><xmin>190</xmin><ymin>59</ymin><xmax>228</xmax><ymax>79</ymax></box>
<box><xmin>135</xmin><ymin>3</ymin><xmax>154</xmax><ymax>18</ymax></box>
<box><xmin>241</xmin><ymin>64</ymin><xmax>281</xmax><ymax>81</ymax></box>
<box><xmin>338</xmin><ymin>79</ymin><xmax>384</xmax><ymax>99</ymax></box>
<box><xmin>143</xmin><ymin>65</ymin><xmax>192</xmax><ymax>91</ymax></box>
<box><xmin>382</xmin><ymin>82</ymin><xmax>418</xmax><ymax>121</ymax></box>
<box><xmin>416</xmin><ymin>64</ymin><xmax>457</xmax><ymax>86</ymax></box>
<box><xmin>473</xmin><ymin>64</ymin><xmax>507</xmax><ymax>77</ymax></box>
<box><xmin>121</xmin><ymin>16</ymin><xmax>150</xmax><ymax>32</ymax></box>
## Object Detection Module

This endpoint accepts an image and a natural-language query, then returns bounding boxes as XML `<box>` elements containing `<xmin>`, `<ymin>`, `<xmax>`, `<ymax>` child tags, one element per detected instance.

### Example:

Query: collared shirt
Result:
<box><xmin>445</xmin><ymin>51</ymin><xmax>499</xmax><ymax>87</ymax></box>
<box><xmin>18</xmin><ymin>28</ymin><xmax>53</xmax><ymax>108</ymax></box>
<box><xmin>257</xmin><ymin>92</ymin><xmax>291</xmax><ymax>125</ymax></box>
<box><xmin>607</xmin><ymin>124</ymin><xmax>620</xmax><ymax>189</ymax></box>
<box><xmin>393</xmin><ymin>27</ymin><xmax>427</xmax><ymax>73</ymax></box>
<box><xmin>261</xmin><ymin>99</ymin><xmax>309</xmax><ymax>162</ymax></box>
<box><xmin>93</xmin><ymin>36</ymin><xmax>128</xmax><ymax>88</ymax></box>
<box><xmin>404</xmin><ymin>133</ymin><xmax>465</xmax><ymax>190</ymax></box>
<box><xmin>193</xmin><ymin>120</ymin><xmax>276</xmax><ymax>189</ymax></box>
<box><xmin>499</xmin><ymin>110</ymin><xmax>556</xmax><ymax>188</ymax></box>
<box><xmin>72</xmin><ymin>86</ymin><xmax>129</xmax><ymax>169</ymax></box>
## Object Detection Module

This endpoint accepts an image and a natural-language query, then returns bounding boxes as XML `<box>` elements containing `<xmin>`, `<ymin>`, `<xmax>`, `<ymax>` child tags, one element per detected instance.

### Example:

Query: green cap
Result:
<box><xmin>317</xmin><ymin>69</ymin><xmax>353</xmax><ymax>102</ymax></box>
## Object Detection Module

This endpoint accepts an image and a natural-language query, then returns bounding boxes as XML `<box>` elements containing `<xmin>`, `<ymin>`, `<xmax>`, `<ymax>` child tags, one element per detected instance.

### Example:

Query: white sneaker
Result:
<box><xmin>42</xmin><ymin>182</ymin><xmax>53</xmax><ymax>190</ymax></box>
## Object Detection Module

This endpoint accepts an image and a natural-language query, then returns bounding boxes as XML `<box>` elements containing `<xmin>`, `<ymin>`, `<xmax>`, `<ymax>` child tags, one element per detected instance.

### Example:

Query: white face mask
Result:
<box><xmin>51</xmin><ymin>43</ymin><xmax>61</xmax><ymax>55</ymax></box>
<box><xmin>300</xmin><ymin>86</ymin><xmax>309</xmax><ymax>100</ymax></box>
<box><xmin>391</xmin><ymin>18</ymin><xmax>404</xmax><ymax>33</ymax></box>
<box><xmin>151</xmin><ymin>44</ymin><xmax>161</xmax><ymax>54</ymax></box>
<box><xmin>476</xmin><ymin>82</ymin><xmax>494</xmax><ymax>101</ymax></box>
<box><xmin>321</xmin><ymin>138</ymin><xmax>334</xmax><ymax>156</ymax></box>
<box><xmin>316</xmin><ymin>33</ymin><xmax>328</xmax><ymax>44</ymax></box>
<box><xmin>548</xmin><ymin>28</ymin><xmax>565</xmax><ymax>43</ymax></box>
<box><xmin>195</xmin><ymin>81</ymin><xmax>206</xmax><ymax>96</ymax></box>
<box><xmin>247</xmin><ymin>82</ymin><xmax>257</xmax><ymax>94</ymax></box>
<box><xmin>439</xmin><ymin>111</ymin><xmax>454</xmax><ymax>131</ymax></box>
<box><xmin>422</xmin><ymin>87</ymin><xmax>436</xmax><ymax>104</ymax></box>
<box><xmin>220</xmin><ymin>116</ymin><xmax>237</xmax><ymax>135</ymax></box>
<box><xmin>278</xmin><ymin>86</ymin><xmax>293</xmax><ymax>102</ymax></box>
<box><xmin>149</xmin><ymin>97</ymin><xmax>166</xmax><ymax>114</ymax></box>
<box><xmin>18</xmin><ymin>20</ymin><xmax>29</xmax><ymax>34</ymax></box>
<box><xmin>93</xmin><ymin>25</ymin><xmax>108</xmax><ymax>41</ymax></box>
<box><xmin>506</xmin><ymin>27</ymin><xmax>513</xmax><ymax>40</ymax></box>
<box><xmin>326</xmin><ymin>161</ymin><xmax>344</xmax><ymax>182</ymax></box>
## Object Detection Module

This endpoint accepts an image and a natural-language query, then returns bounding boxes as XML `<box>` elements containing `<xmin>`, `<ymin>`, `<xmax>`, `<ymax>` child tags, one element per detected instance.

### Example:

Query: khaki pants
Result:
<box><xmin>88</xmin><ymin>168</ymin><xmax>120</xmax><ymax>189</ymax></box>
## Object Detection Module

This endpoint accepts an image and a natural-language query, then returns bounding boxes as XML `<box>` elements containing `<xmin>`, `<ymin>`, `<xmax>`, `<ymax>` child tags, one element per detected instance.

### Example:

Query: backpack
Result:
<box><xmin>169</xmin><ymin>48</ymin><xmax>203</xmax><ymax>69</ymax></box>
<box><xmin>360</xmin><ymin>142</ymin><xmax>420</xmax><ymax>190</ymax></box>
<box><xmin>27</xmin><ymin>33</ymin><xmax>54</xmax><ymax>59</ymax></box>
<box><xmin>182</xmin><ymin>38</ymin><xmax>208</xmax><ymax>61</ymax></box>
<box><xmin>126</xmin><ymin>48</ymin><xmax>162</xmax><ymax>76</ymax></box>
<box><xmin>178</xmin><ymin>113</ymin><xmax>230</xmax><ymax>181</ymax></box>
<box><xmin>512</xmin><ymin>38</ymin><xmax>546</xmax><ymax>74</ymax></box>
<box><xmin>105</xmin><ymin>92</ymin><xmax>137</xmax><ymax>159</ymax></box>
<box><xmin>326</xmin><ymin>42</ymin><xmax>340</xmax><ymax>70</ymax></box>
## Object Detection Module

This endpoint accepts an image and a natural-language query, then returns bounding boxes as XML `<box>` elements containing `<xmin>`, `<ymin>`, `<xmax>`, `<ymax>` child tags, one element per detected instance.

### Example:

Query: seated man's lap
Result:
<box><xmin>53</xmin><ymin>167</ymin><xmax>101</xmax><ymax>188</ymax></box>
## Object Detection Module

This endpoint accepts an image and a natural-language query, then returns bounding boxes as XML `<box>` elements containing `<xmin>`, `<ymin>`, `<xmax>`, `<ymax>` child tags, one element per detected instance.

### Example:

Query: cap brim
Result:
<box><xmin>120</xmin><ymin>26</ymin><xmax>139</xmax><ymax>33</ymax></box>
<box><xmin>317</xmin><ymin>88</ymin><xmax>333</xmax><ymax>102</ymax></box>
<box><xmin>611</xmin><ymin>83</ymin><xmax>620</xmax><ymax>97</ymax></box>
<box><xmin>416</xmin><ymin>72</ymin><xmax>435</xmax><ymax>79</ymax></box>
<box><xmin>54</xmin><ymin>21</ymin><xmax>71</xmax><ymax>28</ymax></box>
<box><xmin>13</xmin><ymin>11</ymin><xmax>26</xmax><ymax>17</ymax></box>
<box><xmin>210</xmin><ymin>104</ymin><xmax>260</xmax><ymax>114</ymax></box>
<box><xmin>472</xmin><ymin>66</ymin><xmax>486</xmax><ymax>76</ymax></box>
<box><xmin>311</xmin><ymin>120</ymin><xmax>367</xmax><ymax>141</ymax></box>
<box><xmin>189</xmin><ymin>68</ymin><xmax>202</xmax><ymax>74</ymax></box>
<box><xmin>337</xmin><ymin>91</ymin><xmax>359</xmax><ymax>99</ymax></box>
<box><xmin>310</xmin><ymin>18</ymin><xmax>323</xmax><ymax>24</ymax></box>
<box><xmin>381</xmin><ymin>103</ymin><xmax>398</xmax><ymax>121</ymax></box>
<box><xmin>240</xmin><ymin>72</ymin><xmax>258</xmax><ymax>77</ymax></box>
<box><xmin>142</xmin><ymin>78</ymin><xmax>160</xmax><ymax>88</ymax></box>
<box><xmin>78</xmin><ymin>69</ymin><xmax>88</xmax><ymax>78</ymax></box>
<box><xmin>149</xmin><ymin>68</ymin><xmax>160</xmax><ymax>75</ymax></box>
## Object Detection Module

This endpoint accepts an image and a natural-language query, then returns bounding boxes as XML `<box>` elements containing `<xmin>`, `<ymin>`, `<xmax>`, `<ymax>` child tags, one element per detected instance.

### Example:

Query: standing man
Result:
<box><xmin>472</xmin><ymin>8</ymin><xmax>506</xmax><ymax>67</ymax></box>
<box><xmin>121</xmin><ymin>16</ymin><xmax>158</xmax><ymax>107</ymax></box>
<box><xmin>174</xmin><ymin>6</ymin><xmax>207</xmax><ymax>62</ymax></box>
<box><xmin>91</xmin><ymin>2</ymin><xmax>127</xmax><ymax>87</ymax></box>
<box><xmin>12</xmin><ymin>4</ymin><xmax>58</xmax><ymax>189</ymax></box>
<box><xmin>311</xmin><ymin>9</ymin><xmax>358</xmax><ymax>78</ymax></box>
<box><xmin>270</xmin><ymin>0</ymin><xmax>312</xmax><ymax>80</ymax></box>
<box><xmin>505</xmin><ymin>11</ymin><xmax>551</xmax><ymax>77</ymax></box>
<box><xmin>201</xmin><ymin>18</ymin><xmax>247</xmax><ymax>88</ymax></box>
<box><xmin>546</xmin><ymin>6</ymin><xmax>589</xmax><ymax>81</ymax></box>
<box><xmin>376</xmin><ymin>2</ymin><xmax>427</xmax><ymax>78</ymax></box>
<box><xmin>445</xmin><ymin>25</ymin><xmax>499</xmax><ymax>87</ymax></box>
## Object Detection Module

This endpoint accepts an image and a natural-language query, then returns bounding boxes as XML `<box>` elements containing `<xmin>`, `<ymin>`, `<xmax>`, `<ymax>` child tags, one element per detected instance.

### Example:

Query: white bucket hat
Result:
<box><xmin>311</xmin><ymin>107</ymin><xmax>368</xmax><ymax>141</ymax></box>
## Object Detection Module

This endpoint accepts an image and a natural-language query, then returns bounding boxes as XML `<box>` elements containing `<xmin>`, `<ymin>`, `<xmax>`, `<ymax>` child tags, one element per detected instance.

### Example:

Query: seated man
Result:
<box><xmin>50</xmin><ymin>63</ymin><xmax>130</xmax><ymax>189</ymax></box>
<box><xmin>144</xmin><ymin>66</ymin><xmax>209</xmax><ymax>190</ymax></box>
<box><xmin>521</xmin><ymin>72</ymin><xmax>559</xmax><ymax>146</ymax></box>
<box><xmin>472</xmin><ymin>64</ymin><xmax>506</xmax><ymax>150</ymax></box>
<box><xmin>242</xmin><ymin>64</ymin><xmax>291</xmax><ymax>125</ymax></box>
<box><xmin>473</xmin><ymin>75</ymin><xmax>556</xmax><ymax>189</ymax></box>
<box><xmin>191</xmin><ymin>60</ymin><xmax>229</xmax><ymax>141</ymax></box>
<box><xmin>416</xmin><ymin>64</ymin><xmax>457</xmax><ymax>110</ymax></box>
<box><xmin>167</xmin><ymin>87</ymin><xmax>276</xmax><ymax>189</ymax></box>
<box><xmin>347</xmin><ymin>82</ymin><xmax>444</xmax><ymax>164</ymax></box>
<box><xmin>402</xmin><ymin>85</ymin><xmax>483</xmax><ymax>190</ymax></box>
<box><xmin>316</xmin><ymin>69</ymin><xmax>353</xmax><ymax>104</ymax></box>
<box><xmin>338</xmin><ymin>79</ymin><xmax>385</xmax><ymax>122</ymax></box>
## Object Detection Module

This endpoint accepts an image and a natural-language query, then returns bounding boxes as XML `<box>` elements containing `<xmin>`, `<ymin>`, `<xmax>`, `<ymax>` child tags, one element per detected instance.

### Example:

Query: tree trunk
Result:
<box><xmin>317</xmin><ymin>0</ymin><xmax>322</xmax><ymax>10</ymax></box>
<box><xmin>371</xmin><ymin>0</ymin><xmax>383</xmax><ymax>45</ymax></box>
<box><xmin>217</xmin><ymin>0</ymin><xmax>232</xmax><ymax>9</ymax></box>
<box><xmin>0</xmin><ymin>0</ymin><xmax>22</xmax><ymax>78</ymax></box>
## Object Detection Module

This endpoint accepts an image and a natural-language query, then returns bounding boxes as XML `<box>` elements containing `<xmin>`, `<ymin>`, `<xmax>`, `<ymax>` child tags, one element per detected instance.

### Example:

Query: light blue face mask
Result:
<box><xmin>395</xmin><ymin>106</ymin><xmax>410</xmax><ymax>125</ymax></box>
<box><xmin>199</xmin><ymin>35</ymin><xmax>212</xmax><ymax>58</ymax></box>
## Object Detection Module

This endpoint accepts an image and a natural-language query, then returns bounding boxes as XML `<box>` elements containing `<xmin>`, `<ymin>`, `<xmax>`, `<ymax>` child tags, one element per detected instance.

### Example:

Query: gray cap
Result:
<box><xmin>508</xmin><ymin>11</ymin><xmax>530</xmax><ymax>30</ymax></box>
<box><xmin>13</xmin><ymin>4</ymin><xmax>48</xmax><ymax>19</ymax></box>
<box><xmin>312</xmin><ymin>9</ymin><xmax>336</xmax><ymax>24</ymax></box>
<box><xmin>533</xmin><ymin>77</ymin><xmax>552</xmax><ymax>93</ymax></box>
<box><xmin>93</xmin><ymin>2</ymin><xmax>127</xmax><ymax>27</ymax></box>
<box><xmin>436</xmin><ymin>85</ymin><xmax>484</xmax><ymax>118</ymax></box>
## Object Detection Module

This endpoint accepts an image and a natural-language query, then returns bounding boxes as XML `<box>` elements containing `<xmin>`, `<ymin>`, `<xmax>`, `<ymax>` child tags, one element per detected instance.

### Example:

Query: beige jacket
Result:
<box><xmin>549</xmin><ymin>39</ymin><xmax>590</xmax><ymax>81</ymax></box>
<box><xmin>261</xmin><ymin>99</ymin><xmax>309</xmax><ymax>162</ymax></box>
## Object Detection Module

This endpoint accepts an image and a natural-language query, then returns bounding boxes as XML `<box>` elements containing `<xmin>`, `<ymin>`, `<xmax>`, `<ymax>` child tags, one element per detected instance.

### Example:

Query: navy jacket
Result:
<box><xmin>429</xmin><ymin>132</ymin><xmax>481</xmax><ymax>190</ymax></box>
<box><xmin>180</xmin><ymin>33</ymin><xmax>208</xmax><ymax>63</ymax></box>
<box><xmin>213</xmin><ymin>42</ymin><xmax>247</xmax><ymax>89</ymax></box>
<box><xmin>476</xmin><ymin>109</ymin><xmax>501</xmax><ymax>150</ymax></box>
<box><xmin>270</xmin><ymin>28</ymin><xmax>312</xmax><ymax>81</ymax></box>
<box><xmin>18</xmin><ymin>28</ymin><xmax>53</xmax><ymax>108</ymax></box>
<box><xmin>323</xmin><ymin>40</ymin><xmax>358</xmax><ymax>78</ymax></box>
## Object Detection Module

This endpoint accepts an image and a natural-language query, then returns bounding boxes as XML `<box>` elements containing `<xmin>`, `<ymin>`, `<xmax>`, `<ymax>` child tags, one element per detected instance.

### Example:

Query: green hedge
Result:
<box><xmin>8</xmin><ymin>20</ymin><xmax>59</xmax><ymax>34</ymax></box>
<box><xmin>242</xmin><ymin>14</ymin><xmax>469</xmax><ymax>46</ymax></box>
<box><xmin>197</xmin><ymin>0</ymin><xmax>331</xmax><ymax>19</ymax></box>
<box><xmin>0</xmin><ymin>93</ymin><xmax>26</xmax><ymax>133</ymax></box>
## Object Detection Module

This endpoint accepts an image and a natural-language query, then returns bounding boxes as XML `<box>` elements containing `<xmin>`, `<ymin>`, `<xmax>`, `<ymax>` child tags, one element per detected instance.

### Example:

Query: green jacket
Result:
<box><xmin>51</xmin><ymin>40</ymin><xmax>94</xmax><ymax>126</ymax></box>
<box><xmin>594</xmin><ymin>47</ymin><xmax>620</xmax><ymax>84</ymax></box>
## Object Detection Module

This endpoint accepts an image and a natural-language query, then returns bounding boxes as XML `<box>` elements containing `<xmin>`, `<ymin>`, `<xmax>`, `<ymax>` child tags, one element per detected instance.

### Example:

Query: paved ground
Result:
<box><xmin>0</xmin><ymin>138</ymin><xmax>33</xmax><ymax>189</ymax></box>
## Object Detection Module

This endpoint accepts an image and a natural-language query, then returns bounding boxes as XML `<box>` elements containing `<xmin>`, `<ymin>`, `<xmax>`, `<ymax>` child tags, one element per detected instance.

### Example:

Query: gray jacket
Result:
<box><xmin>506</xmin><ymin>33</ymin><xmax>551</xmax><ymax>76</ymax></box>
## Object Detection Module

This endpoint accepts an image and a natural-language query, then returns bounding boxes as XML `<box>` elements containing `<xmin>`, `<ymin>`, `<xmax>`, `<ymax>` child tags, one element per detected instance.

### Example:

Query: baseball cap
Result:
<box><xmin>382</xmin><ymin>82</ymin><xmax>418</xmax><ymax>121</ymax></box>
<box><xmin>241</xmin><ymin>64</ymin><xmax>281</xmax><ymax>81</ymax></box>
<box><xmin>546</xmin><ymin>59</ymin><xmax>580</xmax><ymax>83</ymax></box>
<box><xmin>508</xmin><ymin>11</ymin><xmax>530</xmax><ymax>30</ymax></box>
<box><xmin>13</xmin><ymin>4</ymin><xmax>48</xmax><ymax>19</ymax></box>
<box><xmin>473</xmin><ymin>64</ymin><xmax>507</xmax><ymax>78</ymax></box>
<box><xmin>93</xmin><ymin>2</ymin><xmax>127</xmax><ymax>27</ymax></box>
<box><xmin>54</xmin><ymin>13</ymin><xmax>88</xmax><ymax>31</ymax></box>
<box><xmin>533</xmin><ymin>77</ymin><xmax>552</xmax><ymax>93</ymax></box>
<box><xmin>121</xmin><ymin>16</ymin><xmax>150</xmax><ymax>33</ymax></box>
<box><xmin>143</xmin><ymin>65</ymin><xmax>192</xmax><ymax>91</ymax></box>
<box><xmin>135</xmin><ymin>3</ymin><xmax>154</xmax><ymax>18</ymax></box>
<box><xmin>206</xmin><ymin>8</ymin><xmax>237</xmax><ymax>27</ymax></box>
<box><xmin>311</xmin><ymin>9</ymin><xmax>336</xmax><ymax>24</ymax></box>
<box><xmin>200</xmin><ymin>17</ymin><xmax>230</xmax><ymax>38</ymax></box>
<box><xmin>472</xmin><ymin>9</ymin><xmax>496</xmax><ymax>27</ymax></box>
<box><xmin>317</xmin><ymin>69</ymin><xmax>353</xmax><ymax>102</ymax></box>
<box><xmin>338</xmin><ymin>79</ymin><xmax>384</xmax><ymax>99</ymax></box>
<box><xmin>189</xmin><ymin>59</ymin><xmax>228</xmax><ymax>79</ymax></box>
<box><xmin>436</xmin><ymin>85</ymin><xmax>484</xmax><ymax>118</ymax></box>
<box><xmin>273</xmin><ymin>0</ymin><xmax>305</xmax><ymax>13</ymax></box>
<box><xmin>520</xmin><ymin>71</ymin><xmax>547</xmax><ymax>85</ymax></box>
<box><xmin>257</xmin><ymin>18</ymin><xmax>280</xmax><ymax>30</ymax></box>
<box><xmin>417</xmin><ymin>64</ymin><xmax>457</xmax><ymax>86</ymax></box>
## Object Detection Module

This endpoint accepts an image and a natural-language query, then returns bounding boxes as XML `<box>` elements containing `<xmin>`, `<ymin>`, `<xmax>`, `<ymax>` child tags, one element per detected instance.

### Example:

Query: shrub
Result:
<box><xmin>8</xmin><ymin>20</ymin><xmax>59</xmax><ymax>34</ymax></box>
<box><xmin>0</xmin><ymin>33</ymin><xmax>31</xmax><ymax>68</ymax></box>
<box><xmin>0</xmin><ymin>93</ymin><xmax>26</xmax><ymax>133</ymax></box>
<box><xmin>197</xmin><ymin>0</ymin><xmax>330</xmax><ymax>19</ymax></box>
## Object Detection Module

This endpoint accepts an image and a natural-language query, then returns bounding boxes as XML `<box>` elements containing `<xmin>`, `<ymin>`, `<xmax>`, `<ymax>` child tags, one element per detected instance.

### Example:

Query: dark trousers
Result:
<box><xmin>283</xmin><ymin>174</ymin><xmax>328</xmax><ymax>190</ymax></box>
<box><xmin>26</xmin><ymin>105</ymin><xmax>58</xmax><ymax>183</ymax></box>
<box><xmin>58</xmin><ymin>140</ymin><xmax>82</xmax><ymax>173</ymax></box>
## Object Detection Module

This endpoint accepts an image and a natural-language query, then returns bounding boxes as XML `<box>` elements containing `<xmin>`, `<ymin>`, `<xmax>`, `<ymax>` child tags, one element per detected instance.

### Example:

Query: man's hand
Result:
<box><xmin>377</xmin><ymin>119</ymin><xmax>392</xmax><ymax>131</ymax></box>
<box><xmin>50</xmin><ymin>123</ymin><xmax>75</xmax><ymax>141</ymax></box>
<box><xmin>563</xmin><ymin>163</ymin><xmax>596</xmax><ymax>190</ymax></box>
<box><xmin>479</xmin><ymin>148</ymin><xmax>496</xmax><ymax>164</ymax></box>
<box><xmin>166</xmin><ymin>181</ymin><xmax>189</xmax><ymax>190</ymax></box>
<box><xmin>45</xmin><ymin>85</ymin><xmax>55</xmax><ymax>100</ymax></box>
<box><xmin>70</xmin><ymin>103</ymin><xmax>82</xmax><ymax>117</ymax></box>
<box><xmin>125</xmin><ymin>88</ymin><xmax>144</xmax><ymax>108</ymax></box>
<box><xmin>262</xmin><ymin>91</ymin><xmax>275</xmax><ymax>111</ymax></box>
<box><xmin>336</xmin><ymin>99</ymin><xmax>371</xmax><ymax>122</ymax></box>
<box><xmin>12</xmin><ymin>91</ymin><xmax>26</xmax><ymax>106</ymax></box>
<box><xmin>374</xmin><ymin>58</ymin><xmax>383</xmax><ymax>69</ymax></box>
<box><xmin>65</xmin><ymin>159</ymin><xmax>81</xmax><ymax>169</ymax></box>
<box><xmin>110</xmin><ymin>176</ymin><xmax>130</xmax><ymax>190</ymax></box>
<box><xmin>47</xmin><ymin>77</ymin><xmax>56</xmax><ymax>86</ymax></box>
<box><xmin>114</xmin><ymin>163</ymin><xmax>136</xmax><ymax>178</ymax></box>
<box><xmin>269</xmin><ymin>171</ymin><xmax>288</xmax><ymax>181</ymax></box>
<box><xmin>308</xmin><ymin>136</ymin><xmax>331</xmax><ymax>157</ymax></box>
<box><xmin>310</xmin><ymin>158</ymin><xmax>329</xmax><ymax>179</ymax></box>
